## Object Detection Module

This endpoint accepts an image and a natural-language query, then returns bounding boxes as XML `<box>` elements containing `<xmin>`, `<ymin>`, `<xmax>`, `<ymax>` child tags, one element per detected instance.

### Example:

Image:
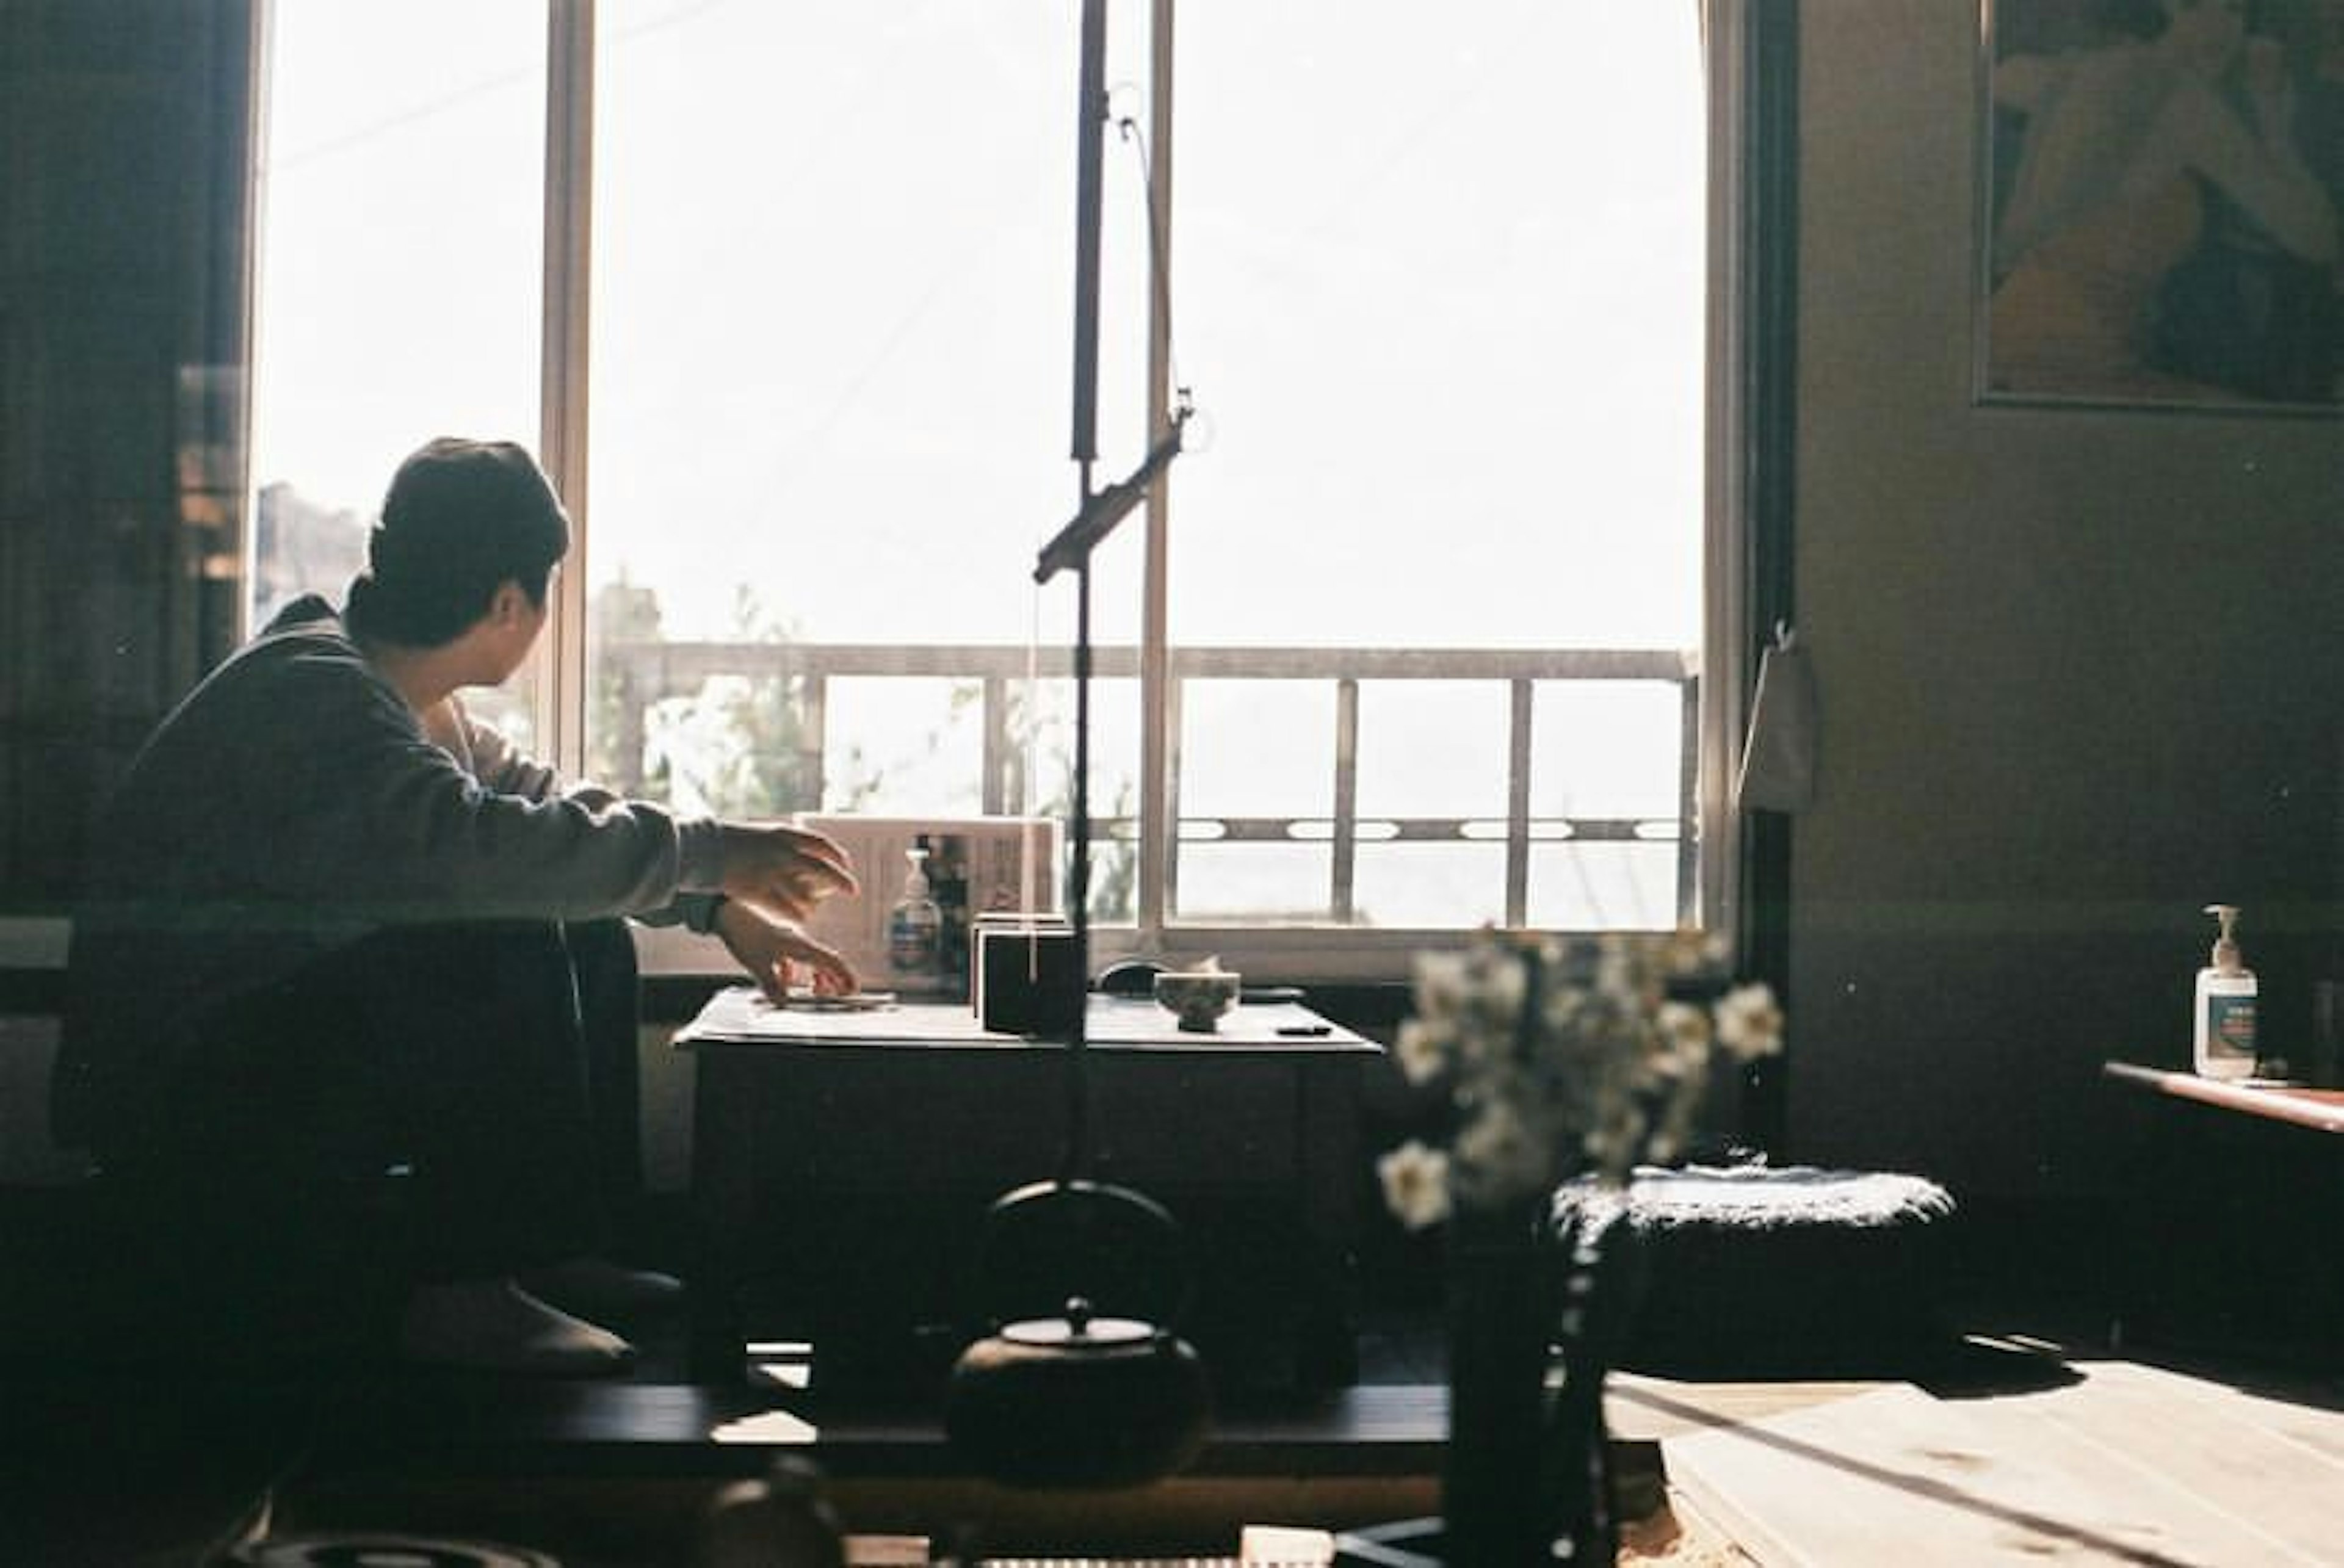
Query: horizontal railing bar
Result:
<box><xmin>1119</xmin><ymin>816</ymin><xmax>1675</xmax><ymax>845</ymax></box>
<box><xmin>604</xmin><ymin>641</ymin><xmax>1694</xmax><ymax>685</ymax></box>
<box><xmin>1165</xmin><ymin>646</ymin><xmax>1695</xmax><ymax>682</ymax></box>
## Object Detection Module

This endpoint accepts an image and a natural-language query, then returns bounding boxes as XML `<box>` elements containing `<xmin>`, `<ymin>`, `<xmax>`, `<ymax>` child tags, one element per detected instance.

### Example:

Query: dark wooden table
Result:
<box><xmin>676</xmin><ymin>990</ymin><xmax>1384</xmax><ymax>1392</ymax></box>
<box><xmin>2100</xmin><ymin>1059</ymin><xmax>2344</xmax><ymax>1367</ymax></box>
<box><xmin>2101</xmin><ymin>1060</ymin><xmax>2344</xmax><ymax>1134</ymax></box>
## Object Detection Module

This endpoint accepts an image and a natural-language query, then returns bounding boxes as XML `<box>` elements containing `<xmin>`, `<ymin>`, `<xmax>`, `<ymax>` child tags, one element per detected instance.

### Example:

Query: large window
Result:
<box><xmin>248</xmin><ymin>0</ymin><xmax>548</xmax><ymax>743</ymax></box>
<box><xmin>1165</xmin><ymin>7</ymin><xmax>1707</xmax><ymax>935</ymax></box>
<box><xmin>248</xmin><ymin>3</ymin><xmax>1724</xmax><ymax>972</ymax></box>
<box><xmin>584</xmin><ymin>6</ymin><xmax>1127</xmax><ymax>825</ymax></box>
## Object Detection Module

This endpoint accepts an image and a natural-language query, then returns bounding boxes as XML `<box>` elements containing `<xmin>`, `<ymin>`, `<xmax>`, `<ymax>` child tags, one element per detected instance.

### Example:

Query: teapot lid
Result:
<box><xmin>999</xmin><ymin>1296</ymin><xmax>1154</xmax><ymax>1348</ymax></box>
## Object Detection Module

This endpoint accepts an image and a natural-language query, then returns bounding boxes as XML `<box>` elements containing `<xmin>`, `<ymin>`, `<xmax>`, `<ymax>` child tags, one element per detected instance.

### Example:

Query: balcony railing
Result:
<box><xmin>596</xmin><ymin>640</ymin><xmax>1701</xmax><ymax>928</ymax></box>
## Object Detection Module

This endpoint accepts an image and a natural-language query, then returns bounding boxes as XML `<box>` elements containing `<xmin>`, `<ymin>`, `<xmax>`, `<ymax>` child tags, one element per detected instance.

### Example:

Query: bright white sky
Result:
<box><xmin>251</xmin><ymin>1</ymin><xmax>1707</xmax><ymax>652</ymax></box>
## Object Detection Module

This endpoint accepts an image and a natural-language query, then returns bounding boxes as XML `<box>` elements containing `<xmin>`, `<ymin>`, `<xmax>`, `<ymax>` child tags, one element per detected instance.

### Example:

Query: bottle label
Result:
<box><xmin>2208</xmin><ymin>994</ymin><xmax>2257</xmax><ymax>1058</ymax></box>
<box><xmin>890</xmin><ymin>908</ymin><xmax>939</xmax><ymax>971</ymax></box>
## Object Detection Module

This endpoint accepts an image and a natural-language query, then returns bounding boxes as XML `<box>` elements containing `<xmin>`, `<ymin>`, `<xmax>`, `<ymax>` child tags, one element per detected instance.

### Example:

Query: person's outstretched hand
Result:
<box><xmin>715</xmin><ymin>900</ymin><xmax>858</xmax><ymax>1000</ymax></box>
<box><xmin>716</xmin><ymin>821</ymin><xmax>858</xmax><ymax>922</ymax></box>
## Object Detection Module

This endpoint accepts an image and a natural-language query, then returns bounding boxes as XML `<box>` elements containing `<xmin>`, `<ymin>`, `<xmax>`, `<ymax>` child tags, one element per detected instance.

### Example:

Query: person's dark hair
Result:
<box><xmin>344</xmin><ymin>437</ymin><xmax>571</xmax><ymax>647</ymax></box>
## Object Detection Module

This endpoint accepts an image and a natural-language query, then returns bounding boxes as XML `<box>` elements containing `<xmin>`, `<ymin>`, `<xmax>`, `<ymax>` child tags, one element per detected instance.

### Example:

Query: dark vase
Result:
<box><xmin>1440</xmin><ymin>1197</ymin><xmax>1561</xmax><ymax>1566</ymax></box>
<box><xmin>1439</xmin><ymin>1193</ymin><xmax>1637</xmax><ymax>1567</ymax></box>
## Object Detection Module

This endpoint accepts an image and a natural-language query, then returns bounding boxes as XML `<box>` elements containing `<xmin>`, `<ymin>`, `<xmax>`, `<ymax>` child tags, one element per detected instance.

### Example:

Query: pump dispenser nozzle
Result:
<box><xmin>2204</xmin><ymin>903</ymin><xmax>2244</xmax><ymax>975</ymax></box>
<box><xmin>2194</xmin><ymin>903</ymin><xmax>2259</xmax><ymax>1079</ymax></box>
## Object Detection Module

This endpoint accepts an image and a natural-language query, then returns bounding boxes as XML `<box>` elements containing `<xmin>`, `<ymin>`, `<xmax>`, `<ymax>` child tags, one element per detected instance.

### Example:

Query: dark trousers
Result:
<box><xmin>145</xmin><ymin>918</ymin><xmax>643</xmax><ymax>1284</ymax></box>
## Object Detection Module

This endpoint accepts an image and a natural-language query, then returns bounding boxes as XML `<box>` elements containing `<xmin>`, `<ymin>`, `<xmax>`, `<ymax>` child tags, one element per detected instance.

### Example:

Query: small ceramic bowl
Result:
<box><xmin>1153</xmin><ymin>969</ymin><xmax>1242</xmax><ymax>1032</ymax></box>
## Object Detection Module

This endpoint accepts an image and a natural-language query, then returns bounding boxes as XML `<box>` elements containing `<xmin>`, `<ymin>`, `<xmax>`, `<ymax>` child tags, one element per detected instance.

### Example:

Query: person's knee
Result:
<box><xmin>565</xmin><ymin>917</ymin><xmax>637</xmax><ymax>986</ymax></box>
<box><xmin>566</xmin><ymin>917</ymin><xmax>640</xmax><ymax>1036</ymax></box>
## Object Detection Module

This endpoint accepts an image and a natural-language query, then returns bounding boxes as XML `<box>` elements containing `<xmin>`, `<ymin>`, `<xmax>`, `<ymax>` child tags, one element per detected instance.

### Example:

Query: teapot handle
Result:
<box><xmin>964</xmin><ymin>1177</ymin><xmax>1195</xmax><ymax>1332</ymax></box>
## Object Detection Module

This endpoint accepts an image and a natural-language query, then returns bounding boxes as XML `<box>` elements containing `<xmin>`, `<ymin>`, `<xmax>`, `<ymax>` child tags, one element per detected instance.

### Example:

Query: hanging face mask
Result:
<box><xmin>1736</xmin><ymin>623</ymin><xmax>1818</xmax><ymax>815</ymax></box>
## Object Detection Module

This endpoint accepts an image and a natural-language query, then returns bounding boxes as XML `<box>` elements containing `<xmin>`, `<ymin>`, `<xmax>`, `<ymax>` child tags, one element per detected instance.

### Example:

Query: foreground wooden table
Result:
<box><xmin>1661</xmin><ymin>1356</ymin><xmax>2344</xmax><ymax>1565</ymax></box>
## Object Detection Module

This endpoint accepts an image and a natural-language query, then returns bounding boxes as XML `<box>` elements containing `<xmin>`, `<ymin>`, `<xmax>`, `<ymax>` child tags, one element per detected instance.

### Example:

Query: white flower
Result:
<box><xmin>1713</xmin><ymin>982</ymin><xmax>1785</xmax><ymax>1060</ymax></box>
<box><xmin>1413</xmin><ymin>949</ymin><xmax>1475</xmax><ymax>1018</ymax></box>
<box><xmin>1655</xmin><ymin>1000</ymin><xmax>1712</xmax><ymax>1053</ymax></box>
<box><xmin>1539</xmin><ymin>983</ymin><xmax>1594</xmax><ymax>1041</ymax></box>
<box><xmin>1592</xmin><ymin>936</ymin><xmax>1636</xmax><ymax>1002</ymax></box>
<box><xmin>1475</xmin><ymin>948</ymin><xmax>1527</xmax><ymax>1019</ymax></box>
<box><xmin>1394</xmin><ymin>1017</ymin><xmax>1449</xmax><ymax>1085</ymax></box>
<box><xmin>1383</xmin><ymin>928</ymin><xmax>1787</xmax><ymax>1229</ymax></box>
<box><xmin>1376</xmin><ymin>1140</ymin><xmax>1453</xmax><ymax>1231</ymax></box>
<box><xmin>1452</xmin><ymin>1099</ymin><xmax>1549</xmax><ymax>1204</ymax></box>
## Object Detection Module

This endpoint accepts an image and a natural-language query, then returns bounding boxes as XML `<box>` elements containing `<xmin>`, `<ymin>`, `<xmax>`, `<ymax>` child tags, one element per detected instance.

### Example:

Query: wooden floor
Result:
<box><xmin>1616</xmin><ymin>1343</ymin><xmax>2344</xmax><ymax>1566</ymax></box>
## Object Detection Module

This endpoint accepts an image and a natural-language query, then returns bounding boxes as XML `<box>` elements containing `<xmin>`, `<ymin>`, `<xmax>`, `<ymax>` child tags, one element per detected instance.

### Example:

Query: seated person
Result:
<box><xmin>52</xmin><ymin>436</ymin><xmax>858</xmax><ymax>1375</ymax></box>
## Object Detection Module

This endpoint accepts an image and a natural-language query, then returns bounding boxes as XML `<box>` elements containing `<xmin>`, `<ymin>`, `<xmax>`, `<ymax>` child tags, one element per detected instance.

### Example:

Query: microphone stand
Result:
<box><xmin>1029</xmin><ymin>0</ymin><xmax>1185</xmax><ymax>1184</ymax></box>
<box><xmin>1032</xmin><ymin>417</ymin><xmax>1183</xmax><ymax>1179</ymax></box>
<box><xmin>941</xmin><ymin>1</ymin><xmax>1210</xmax><ymax>1494</ymax></box>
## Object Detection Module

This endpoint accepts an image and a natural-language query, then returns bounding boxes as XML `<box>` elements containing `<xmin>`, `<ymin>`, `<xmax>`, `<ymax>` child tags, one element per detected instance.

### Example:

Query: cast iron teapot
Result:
<box><xmin>944</xmin><ymin>1177</ymin><xmax>1211</xmax><ymax>1488</ymax></box>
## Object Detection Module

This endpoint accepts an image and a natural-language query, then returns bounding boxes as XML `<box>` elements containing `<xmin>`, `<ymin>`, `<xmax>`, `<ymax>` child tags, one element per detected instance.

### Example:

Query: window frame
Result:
<box><xmin>518</xmin><ymin>1</ymin><xmax>1749</xmax><ymax>981</ymax></box>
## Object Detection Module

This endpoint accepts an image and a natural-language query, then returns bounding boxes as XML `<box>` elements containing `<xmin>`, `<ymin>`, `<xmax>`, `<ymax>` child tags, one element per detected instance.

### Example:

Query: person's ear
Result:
<box><xmin>490</xmin><ymin>580</ymin><xmax>530</xmax><ymax>626</ymax></box>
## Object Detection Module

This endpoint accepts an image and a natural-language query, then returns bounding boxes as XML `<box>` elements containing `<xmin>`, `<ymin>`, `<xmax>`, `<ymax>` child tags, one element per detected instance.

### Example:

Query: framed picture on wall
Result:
<box><xmin>1977</xmin><ymin>0</ymin><xmax>2344</xmax><ymax>413</ymax></box>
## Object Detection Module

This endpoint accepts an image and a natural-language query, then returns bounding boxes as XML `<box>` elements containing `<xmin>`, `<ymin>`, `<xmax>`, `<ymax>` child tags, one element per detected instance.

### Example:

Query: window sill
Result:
<box><xmin>632</xmin><ymin>917</ymin><xmax>1507</xmax><ymax>986</ymax></box>
<box><xmin>4</xmin><ymin>915</ymin><xmax>1452</xmax><ymax>1030</ymax></box>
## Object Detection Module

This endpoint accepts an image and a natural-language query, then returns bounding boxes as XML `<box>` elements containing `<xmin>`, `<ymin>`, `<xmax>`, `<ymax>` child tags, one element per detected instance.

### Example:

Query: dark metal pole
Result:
<box><xmin>1066</xmin><ymin>559</ymin><xmax>1093</xmax><ymax>1180</ymax></box>
<box><xmin>1069</xmin><ymin>0</ymin><xmax>1106</xmax><ymax>469</ymax></box>
<box><xmin>1062</xmin><ymin>0</ymin><xmax>1109</xmax><ymax>1181</ymax></box>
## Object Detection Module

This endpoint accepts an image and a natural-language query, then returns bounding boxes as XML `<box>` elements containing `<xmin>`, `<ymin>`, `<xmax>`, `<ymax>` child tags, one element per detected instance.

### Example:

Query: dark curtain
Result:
<box><xmin>0</xmin><ymin>0</ymin><xmax>258</xmax><ymax>912</ymax></box>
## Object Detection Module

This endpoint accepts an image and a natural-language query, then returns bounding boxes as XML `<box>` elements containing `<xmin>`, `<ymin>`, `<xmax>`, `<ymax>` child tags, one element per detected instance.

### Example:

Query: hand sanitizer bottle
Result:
<box><xmin>2192</xmin><ymin>903</ymin><xmax>2258</xmax><ymax>1081</ymax></box>
<box><xmin>888</xmin><ymin>840</ymin><xmax>942</xmax><ymax>983</ymax></box>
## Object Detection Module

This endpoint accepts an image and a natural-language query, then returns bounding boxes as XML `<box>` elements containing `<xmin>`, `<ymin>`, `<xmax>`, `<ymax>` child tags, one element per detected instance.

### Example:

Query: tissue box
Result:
<box><xmin>974</xmin><ymin>916</ymin><xmax>1080</xmax><ymax>1036</ymax></box>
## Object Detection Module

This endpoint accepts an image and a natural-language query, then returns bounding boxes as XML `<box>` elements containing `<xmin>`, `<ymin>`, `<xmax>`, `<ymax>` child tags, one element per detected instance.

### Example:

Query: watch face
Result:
<box><xmin>231</xmin><ymin>1536</ymin><xmax>558</xmax><ymax>1568</ymax></box>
